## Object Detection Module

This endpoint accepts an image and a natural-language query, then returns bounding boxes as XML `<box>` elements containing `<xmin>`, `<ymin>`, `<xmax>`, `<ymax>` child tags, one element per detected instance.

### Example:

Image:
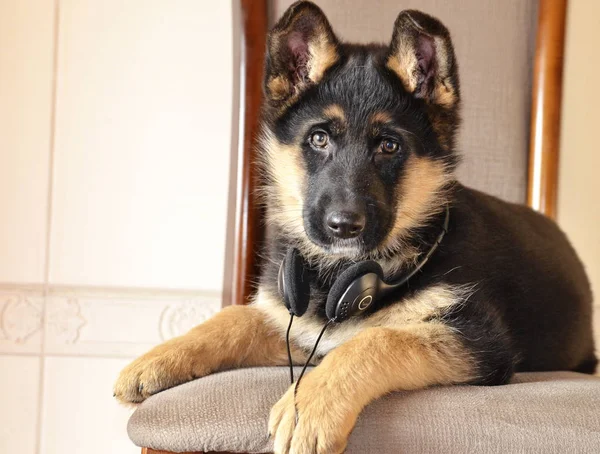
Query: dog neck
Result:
<box><xmin>285</xmin><ymin>204</ymin><xmax>451</xmax><ymax>291</ymax></box>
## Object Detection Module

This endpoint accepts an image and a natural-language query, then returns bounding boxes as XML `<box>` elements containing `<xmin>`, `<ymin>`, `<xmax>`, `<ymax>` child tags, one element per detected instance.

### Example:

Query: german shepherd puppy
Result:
<box><xmin>115</xmin><ymin>2</ymin><xmax>596</xmax><ymax>453</ymax></box>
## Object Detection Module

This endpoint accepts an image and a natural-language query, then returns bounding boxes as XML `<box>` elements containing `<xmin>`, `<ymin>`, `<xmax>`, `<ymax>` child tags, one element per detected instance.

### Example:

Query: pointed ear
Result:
<box><xmin>386</xmin><ymin>10</ymin><xmax>459</xmax><ymax>109</ymax></box>
<box><xmin>264</xmin><ymin>1</ymin><xmax>339</xmax><ymax>104</ymax></box>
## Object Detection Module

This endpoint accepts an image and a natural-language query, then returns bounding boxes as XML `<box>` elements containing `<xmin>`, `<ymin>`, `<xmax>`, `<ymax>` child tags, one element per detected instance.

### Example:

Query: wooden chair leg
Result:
<box><xmin>142</xmin><ymin>448</ymin><xmax>204</xmax><ymax>454</ymax></box>
<box><xmin>143</xmin><ymin>448</ymin><xmax>243</xmax><ymax>454</ymax></box>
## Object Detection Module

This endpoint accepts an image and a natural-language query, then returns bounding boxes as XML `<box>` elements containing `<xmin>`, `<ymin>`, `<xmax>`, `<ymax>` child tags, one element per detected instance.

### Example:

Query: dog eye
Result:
<box><xmin>379</xmin><ymin>139</ymin><xmax>400</xmax><ymax>154</ymax></box>
<box><xmin>310</xmin><ymin>131</ymin><xmax>329</xmax><ymax>149</ymax></box>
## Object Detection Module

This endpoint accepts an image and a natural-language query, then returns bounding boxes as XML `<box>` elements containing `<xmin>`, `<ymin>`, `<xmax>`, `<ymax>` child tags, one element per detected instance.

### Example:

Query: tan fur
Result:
<box><xmin>323</xmin><ymin>103</ymin><xmax>345</xmax><ymax>122</ymax></box>
<box><xmin>379</xmin><ymin>154</ymin><xmax>451</xmax><ymax>263</ymax></box>
<box><xmin>254</xmin><ymin>283</ymin><xmax>471</xmax><ymax>357</ymax></box>
<box><xmin>307</xmin><ymin>32</ymin><xmax>338</xmax><ymax>84</ymax></box>
<box><xmin>434</xmin><ymin>83</ymin><xmax>456</xmax><ymax>108</ymax></box>
<box><xmin>113</xmin><ymin>305</ymin><xmax>304</xmax><ymax>404</ymax></box>
<box><xmin>269</xmin><ymin>322</ymin><xmax>475</xmax><ymax>453</ymax></box>
<box><xmin>262</xmin><ymin>132</ymin><xmax>305</xmax><ymax>214</ymax></box>
<box><xmin>267</xmin><ymin>75</ymin><xmax>292</xmax><ymax>102</ymax></box>
<box><xmin>430</xmin><ymin>36</ymin><xmax>456</xmax><ymax>108</ymax></box>
<box><xmin>259</xmin><ymin>129</ymin><xmax>306</xmax><ymax>238</ymax></box>
<box><xmin>370</xmin><ymin>111</ymin><xmax>393</xmax><ymax>125</ymax></box>
<box><xmin>428</xmin><ymin>107</ymin><xmax>456</xmax><ymax>151</ymax></box>
<box><xmin>386</xmin><ymin>43</ymin><xmax>418</xmax><ymax>93</ymax></box>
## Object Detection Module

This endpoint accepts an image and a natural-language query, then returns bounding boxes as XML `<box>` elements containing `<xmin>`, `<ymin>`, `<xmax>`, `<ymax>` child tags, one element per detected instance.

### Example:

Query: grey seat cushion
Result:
<box><xmin>128</xmin><ymin>368</ymin><xmax>600</xmax><ymax>453</ymax></box>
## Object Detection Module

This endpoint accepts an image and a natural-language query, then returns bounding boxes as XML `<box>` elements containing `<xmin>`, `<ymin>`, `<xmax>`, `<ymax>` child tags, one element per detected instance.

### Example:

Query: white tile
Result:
<box><xmin>0</xmin><ymin>288</ymin><xmax>43</xmax><ymax>354</ymax></box>
<box><xmin>41</xmin><ymin>356</ymin><xmax>138</xmax><ymax>454</ymax></box>
<box><xmin>50</xmin><ymin>0</ymin><xmax>234</xmax><ymax>290</ymax></box>
<box><xmin>0</xmin><ymin>0</ymin><xmax>54</xmax><ymax>283</ymax></box>
<box><xmin>0</xmin><ymin>355</ymin><xmax>40</xmax><ymax>454</ymax></box>
<box><xmin>44</xmin><ymin>287</ymin><xmax>220</xmax><ymax>356</ymax></box>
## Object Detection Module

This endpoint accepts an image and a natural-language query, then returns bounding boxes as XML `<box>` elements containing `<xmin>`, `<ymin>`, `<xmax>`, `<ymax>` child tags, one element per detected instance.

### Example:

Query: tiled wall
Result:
<box><xmin>0</xmin><ymin>1</ymin><xmax>235</xmax><ymax>453</ymax></box>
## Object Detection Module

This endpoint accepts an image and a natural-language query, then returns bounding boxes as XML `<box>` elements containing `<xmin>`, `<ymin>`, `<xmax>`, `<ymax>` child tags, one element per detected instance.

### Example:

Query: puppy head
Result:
<box><xmin>259</xmin><ymin>2</ymin><xmax>460</xmax><ymax>264</ymax></box>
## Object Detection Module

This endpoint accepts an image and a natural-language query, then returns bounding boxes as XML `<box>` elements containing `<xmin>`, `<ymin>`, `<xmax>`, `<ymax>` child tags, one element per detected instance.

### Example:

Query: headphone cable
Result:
<box><xmin>292</xmin><ymin>319</ymin><xmax>335</xmax><ymax>420</ymax></box>
<box><xmin>286</xmin><ymin>313</ymin><xmax>295</xmax><ymax>384</ymax></box>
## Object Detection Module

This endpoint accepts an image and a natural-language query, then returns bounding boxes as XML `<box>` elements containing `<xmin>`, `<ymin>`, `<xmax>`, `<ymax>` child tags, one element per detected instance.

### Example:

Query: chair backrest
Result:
<box><xmin>223</xmin><ymin>0</ymin><xmax>566</xmax><ymax>307</ymax></box>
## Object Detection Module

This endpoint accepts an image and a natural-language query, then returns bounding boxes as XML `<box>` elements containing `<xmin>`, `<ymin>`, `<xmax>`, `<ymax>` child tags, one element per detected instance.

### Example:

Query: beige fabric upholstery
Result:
<box><xmin>270</xmin><ymin>0</ymin><xmax>538</xmax><ymax>204</ymax></box>
<box><xmin>128</xmin><ymin>367</ymin><xmax>600</xmax><ymax>453</ymax></box>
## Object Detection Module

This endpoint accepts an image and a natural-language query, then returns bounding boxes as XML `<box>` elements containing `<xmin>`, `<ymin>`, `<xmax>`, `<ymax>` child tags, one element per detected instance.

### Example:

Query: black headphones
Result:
<box><xmin>278</xmin><ymin>205</ymin><xmax>450</xmax><ymax>323</ymax></box>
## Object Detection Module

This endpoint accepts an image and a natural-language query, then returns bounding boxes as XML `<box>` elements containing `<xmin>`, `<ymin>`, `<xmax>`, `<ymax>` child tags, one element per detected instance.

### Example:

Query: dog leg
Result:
<box><xmin>269</xmin><ymin>322</ymin><xmax>476</xmax><ymax>454</ymax></box>
<box><xmin>114</xmin><ymin>305</ymin><xmax>298</xmax><ymax>404</ymax></box>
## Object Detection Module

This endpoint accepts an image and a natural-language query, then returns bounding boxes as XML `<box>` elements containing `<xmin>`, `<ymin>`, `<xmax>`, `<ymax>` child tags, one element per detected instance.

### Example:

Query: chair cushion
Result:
<box><xmin>128</xmin><ymin>368</ymin><xmax>600</xmax><ymax>453</ymax></box>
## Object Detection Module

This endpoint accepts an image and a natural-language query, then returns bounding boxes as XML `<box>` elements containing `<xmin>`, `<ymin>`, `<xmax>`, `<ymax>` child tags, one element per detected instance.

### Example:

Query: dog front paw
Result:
<box><xmin>269</xmin><ymin>376</ymin><xmax>358</xmax><ymax>454</ymax></box>
<box><xmin>113</xmin><ymin>339</ymin><xmax>209</xmax><ymax>405</ymax></box>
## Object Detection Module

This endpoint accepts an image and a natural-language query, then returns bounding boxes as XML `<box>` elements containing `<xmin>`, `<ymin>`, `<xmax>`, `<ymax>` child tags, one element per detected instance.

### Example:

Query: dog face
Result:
<box><xmin>260</xmin><ymin>2</ymin><xmax>461</xmax><ymax>263</ymax></box>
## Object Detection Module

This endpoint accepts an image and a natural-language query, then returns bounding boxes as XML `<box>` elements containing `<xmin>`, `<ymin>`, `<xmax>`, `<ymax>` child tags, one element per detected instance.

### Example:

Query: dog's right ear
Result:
<box><xmin>264</xmin><ymin>1</ymin><xmax>339</xmax><ymax>104</ymax></box>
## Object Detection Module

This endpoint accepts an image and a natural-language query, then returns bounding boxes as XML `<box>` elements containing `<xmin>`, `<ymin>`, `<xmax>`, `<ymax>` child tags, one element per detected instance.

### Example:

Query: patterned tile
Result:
<box><xmin>0</xmin><ymin>289</ymin><xmax>44</xmax><ymax>354</ymax></box>
<box><xmin>44</xmin><ymin>288</ymin><xmax>220</xmax><ymax>357</ymax></box>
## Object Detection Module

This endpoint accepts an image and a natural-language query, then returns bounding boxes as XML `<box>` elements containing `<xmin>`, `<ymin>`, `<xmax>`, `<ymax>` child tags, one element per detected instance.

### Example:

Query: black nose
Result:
<box><xmin>326</xmin><ymin>211</ymin><xmax>366</xmax><ymax>239</ymax></box>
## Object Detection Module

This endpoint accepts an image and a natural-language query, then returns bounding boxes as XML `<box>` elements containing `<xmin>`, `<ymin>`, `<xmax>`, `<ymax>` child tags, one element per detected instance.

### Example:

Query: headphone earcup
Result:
<box><xmin>278</xmin><ymin>248</ymin><xmax>311</xmax><ymax>317</ymax></box>
<box><xmin>326</xmin><ymin>261</ymin><xmax>384</xmax><ymax>321</ymax></box>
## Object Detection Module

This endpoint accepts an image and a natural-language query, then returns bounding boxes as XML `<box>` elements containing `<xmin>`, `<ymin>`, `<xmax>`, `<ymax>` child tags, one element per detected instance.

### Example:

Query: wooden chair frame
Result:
<box><xmin>142</xmin><ymin>0</ymin><xmax>568</xmax><ymax>453</ymax></box>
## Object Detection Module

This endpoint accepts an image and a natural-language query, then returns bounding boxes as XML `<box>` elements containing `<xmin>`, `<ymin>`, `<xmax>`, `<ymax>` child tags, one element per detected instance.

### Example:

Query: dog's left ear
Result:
<box><xmin>386</xmin><ymin>10</ymin><xmax>459</xmax><ymax>109</ymax></box>
<box><xmin>264</xmin><ymin>1</ymin><xmax>339</xmax><ymax>104</ymax></box>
